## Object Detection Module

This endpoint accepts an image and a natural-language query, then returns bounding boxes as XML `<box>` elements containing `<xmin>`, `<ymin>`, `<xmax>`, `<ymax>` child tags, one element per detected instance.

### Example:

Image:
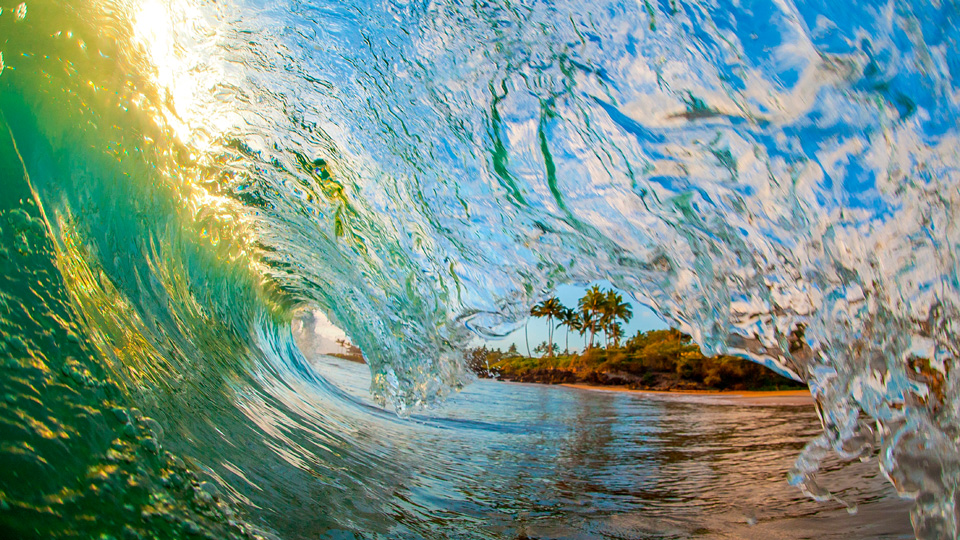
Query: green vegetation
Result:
<box><xmin>466</xmin><ymin>289</ymin><xmax>805</xmax><ymax>392</ymax></box>
<box><xmin>331</xmin><ymin>338</ymin><xmax>365</xmax><ymax>363</ymax></box>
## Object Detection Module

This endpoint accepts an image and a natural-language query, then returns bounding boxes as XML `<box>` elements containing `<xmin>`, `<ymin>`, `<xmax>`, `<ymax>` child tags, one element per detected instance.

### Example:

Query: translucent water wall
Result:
<box><xmin>1</xmin><ymin>0</ymin><xmax>958</xmax><ymax>536</ymax></box>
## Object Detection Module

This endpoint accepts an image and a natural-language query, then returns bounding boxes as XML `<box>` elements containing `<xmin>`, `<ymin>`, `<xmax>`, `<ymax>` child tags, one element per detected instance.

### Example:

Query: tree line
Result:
<box><xmin>466</xmin><ymin>287</ymin><xmax>805</xmax><ymax>392</ymax></box>
<box><xmin>529</xmin><ymin>285</ymin><xmax>633</xmax><ymax>356</ymax></box>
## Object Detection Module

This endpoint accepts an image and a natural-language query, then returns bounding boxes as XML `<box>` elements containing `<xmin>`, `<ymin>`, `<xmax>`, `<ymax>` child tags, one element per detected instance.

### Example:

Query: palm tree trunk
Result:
<box><xmin>525</xmin><ymin>321</ymin><xmax>531</xmax><ymax>358</ymax></box>
<box><xmin>546</xmin><ymin>315</ymin><xmax>553</xmax><ymax>357</ymax></box>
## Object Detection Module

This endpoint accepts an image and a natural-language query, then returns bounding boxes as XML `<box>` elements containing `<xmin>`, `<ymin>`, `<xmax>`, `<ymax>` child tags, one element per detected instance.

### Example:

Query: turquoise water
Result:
<box><xmin>0</xmin><ymin>0</ymin><xmax>958</xmax><ymax>537</ymax></box>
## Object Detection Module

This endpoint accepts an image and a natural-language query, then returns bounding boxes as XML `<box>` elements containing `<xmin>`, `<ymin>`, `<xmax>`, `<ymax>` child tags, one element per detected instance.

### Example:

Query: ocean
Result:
<box><xmin>0</xmin><ymin>0</ymin><xmax>957</xmax><ymax>537</ymax></box>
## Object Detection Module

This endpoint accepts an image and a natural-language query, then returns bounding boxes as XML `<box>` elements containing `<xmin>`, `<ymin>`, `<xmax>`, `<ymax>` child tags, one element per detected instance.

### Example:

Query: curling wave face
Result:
<box><xmin>0</xmin><ymin>0</ymin><xmax>958</xmax><ymax>537</ymax></box>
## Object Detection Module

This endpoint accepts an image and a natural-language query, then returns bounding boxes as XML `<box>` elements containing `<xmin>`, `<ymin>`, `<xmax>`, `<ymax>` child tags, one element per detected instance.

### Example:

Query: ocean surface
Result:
<box><xmin>305</xmin><ymin>356</ymin><xmax>914</xmax><ymax>540</ymax></box>
<box><xmin>0</xmin><ymin>0</ymin><xmax>958</xmax><ymax>538</ymax></box>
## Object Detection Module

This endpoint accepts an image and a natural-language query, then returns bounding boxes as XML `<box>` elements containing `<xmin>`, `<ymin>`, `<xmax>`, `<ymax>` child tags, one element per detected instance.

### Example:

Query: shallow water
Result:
<box><xmin>291</xmin><ymin>356</ymin><xmax>912</xmax><ymax>540</ymax></box>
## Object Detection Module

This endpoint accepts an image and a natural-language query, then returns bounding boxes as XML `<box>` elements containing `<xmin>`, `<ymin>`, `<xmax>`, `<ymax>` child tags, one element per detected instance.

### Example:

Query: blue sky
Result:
<box><xmin>477</xmin><ymin>281</ymin><xmax>668</xmax><ymax>354</ymax></box>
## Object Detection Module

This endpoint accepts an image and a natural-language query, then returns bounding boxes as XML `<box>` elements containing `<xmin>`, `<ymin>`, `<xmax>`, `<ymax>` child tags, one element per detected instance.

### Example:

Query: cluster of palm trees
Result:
<box><xmin>529</xmin><ymin>286</ymin><xmax>633</xmax><ymax>357</ymax></box>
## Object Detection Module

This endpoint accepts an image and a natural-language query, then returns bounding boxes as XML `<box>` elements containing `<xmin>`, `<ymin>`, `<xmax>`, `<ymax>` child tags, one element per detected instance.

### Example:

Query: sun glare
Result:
<box><xmin>129</xmin><ymin>0</ymin><xmax>234</xmax><ymax>152</ymax></box>
<box><xmin>127</xmin><ymin>1</ymin><xmax>257</xmax><ymax>262</ymax></box>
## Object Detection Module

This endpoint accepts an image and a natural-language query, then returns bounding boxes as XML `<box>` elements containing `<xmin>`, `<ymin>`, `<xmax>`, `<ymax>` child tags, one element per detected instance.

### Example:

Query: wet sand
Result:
<box><xmin>561</xmin><ymin>384</ymin><xmax>815</xmax><ymax>406</ymax></box>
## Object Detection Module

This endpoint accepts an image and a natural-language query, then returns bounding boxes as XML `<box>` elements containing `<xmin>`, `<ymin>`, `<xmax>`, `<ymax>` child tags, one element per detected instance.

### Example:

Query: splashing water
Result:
<box><xmin>0</xmin><ymin>0</ymin><xmax>958</xmax><ymax>537</ymax></box>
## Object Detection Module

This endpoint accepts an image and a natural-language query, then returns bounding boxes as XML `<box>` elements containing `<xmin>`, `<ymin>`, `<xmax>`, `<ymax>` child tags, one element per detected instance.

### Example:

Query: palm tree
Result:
<box><xmin>578</xmin><ymin>285</ymin><xmax>606</xmax><ymax>349</ymax></box>
<box><xmin>557</xmin><ymin>307</ymin><xmax>580</xmax><ymax>354</ymax></box>
<box><xmin>608</xmin><ymin>322</ymin><xmax>624</xmax><ymax>348</ymax></box>
<box><xmin>578</xmin><ymin>310</ymin><xmax>596</xmax><ymax>350</ymax></box>
<box><xmin>606</xmin><ymin>290</ymin><xmax>633</xmax><ymax>323</ymax></box>
<box><xmin>601</xmin><ymin>290</ymin><xmax>633</xmax><ymax>348</ymax></box>
<box><xmin>530</xmin><ymin>297</ymin><xmax>564</xmax><ymax>357</ymax></box>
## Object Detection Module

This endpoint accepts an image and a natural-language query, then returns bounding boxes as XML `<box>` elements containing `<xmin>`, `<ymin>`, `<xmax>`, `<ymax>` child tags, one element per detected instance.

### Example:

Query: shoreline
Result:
<box><xmin>559</xmin><ymin>383</ymin><xmax>815</xmax><ymax>407</ymax></box>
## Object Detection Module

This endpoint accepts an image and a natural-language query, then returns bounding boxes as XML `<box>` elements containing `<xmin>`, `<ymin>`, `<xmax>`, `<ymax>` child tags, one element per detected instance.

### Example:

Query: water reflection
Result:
<box><xmin>254</xmin><ymin>349</ymin><xmax>911</xmax><ymax>540</ymax></box>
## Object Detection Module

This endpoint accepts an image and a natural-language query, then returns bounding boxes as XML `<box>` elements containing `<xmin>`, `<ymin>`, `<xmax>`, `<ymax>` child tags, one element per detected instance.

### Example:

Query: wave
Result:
<box><xmin>0</xmin><ymin>0</ymin><xmax>958</xmax><ymax>537</ymax></box>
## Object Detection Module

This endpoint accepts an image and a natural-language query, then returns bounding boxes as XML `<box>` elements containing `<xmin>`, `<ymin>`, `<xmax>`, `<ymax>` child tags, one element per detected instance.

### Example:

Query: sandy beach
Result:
<box><xmin>561</xmin><ymin>384</ymin><xmax>815</xmax><ymax>407</ymax></box>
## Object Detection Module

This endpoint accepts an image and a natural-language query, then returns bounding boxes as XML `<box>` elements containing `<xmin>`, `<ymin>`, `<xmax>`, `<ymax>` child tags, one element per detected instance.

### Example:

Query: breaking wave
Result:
<box><xmin>0</xmin><ymin>0</ymin><xmax>958</xmax><ymax>537</ymax></box>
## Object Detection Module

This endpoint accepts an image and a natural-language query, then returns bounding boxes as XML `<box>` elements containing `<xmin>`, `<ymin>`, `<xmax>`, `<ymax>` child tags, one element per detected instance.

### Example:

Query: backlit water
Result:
<box><xmin>1</xmin><ymin>0</ymin><xmax>957</xmax><ymax>537</ymax></box>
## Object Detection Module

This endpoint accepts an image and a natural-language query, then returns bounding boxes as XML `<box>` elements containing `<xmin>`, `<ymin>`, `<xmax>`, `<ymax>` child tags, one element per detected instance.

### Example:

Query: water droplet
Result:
<box><xmin>141</xmin><ymin>437</ymin><xmax>160</xmax><ymax>454</ymax></box>
<box><xmin>111</xmin><ymin>407</ymin><xmax>129</xmax><ymax>423</ymax></box>
<box><xmin>198</xmin><ymin>481</ymin><xmax>219</xmax><ymax>500</ymax></box>
<box><xmin>182</xmin><ymin>520</ymin><xmax>201</xmax><ymax>535</ymax></box>
<box><xmin>142</xmin><ymin>417</ymin><xmax>163</xmax><ymax>441</ymax></box>
<box><xmin>161</xmin><ymin>472</ymin><xmax>182</xmax><ymax>487</ymax></box>
<box><xmin>196</xmin><ymin>489</ymin><xmax>213</xmax><ymax>504</ymax></box>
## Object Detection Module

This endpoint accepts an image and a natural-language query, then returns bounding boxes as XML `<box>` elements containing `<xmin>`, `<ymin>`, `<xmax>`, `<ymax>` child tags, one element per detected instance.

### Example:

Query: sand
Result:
<box><xmin>560</xmin><ymin>384</ymin><xmax>815</xmax><ymax>407</ymax></box>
